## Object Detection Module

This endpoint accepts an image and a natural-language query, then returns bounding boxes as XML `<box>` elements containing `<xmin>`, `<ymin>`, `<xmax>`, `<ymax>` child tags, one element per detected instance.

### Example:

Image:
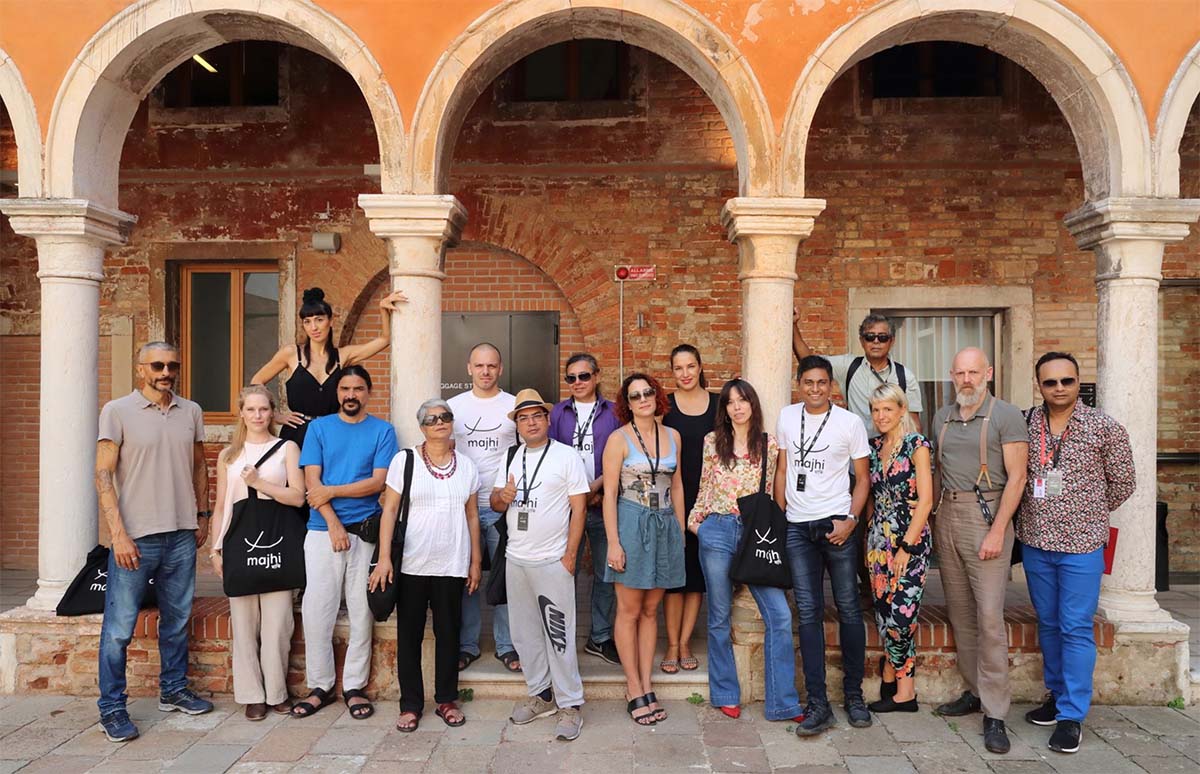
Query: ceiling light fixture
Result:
<box><xmin>192</xmin><ymin>54</ymin><xmax>218</xmax><ymax>73</ymax></box>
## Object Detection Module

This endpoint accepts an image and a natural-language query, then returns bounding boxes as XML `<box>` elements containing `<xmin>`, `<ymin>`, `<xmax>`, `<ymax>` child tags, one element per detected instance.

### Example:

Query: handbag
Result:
<box><xmin>221</xmin><ymin>440</ymin><xmax>308</xmax><ymax>597</ymax></box>
<box><xmin>56</xmin><ymin>544</ymin><xmax>159</xmax><ymax>616</ymax></box>
<box><xmin>368</xmin><ymin>449</ymin><xmax>414</xmax><ymax>622</ymax></box>
<box><xmin>483</xmin><ymin>444</ymin><xmax>521</xmax><ymax>607</ymax></box>
<box><xmin>729</xmin><ymin>435</ymin><xmax>792</xmax><ymax>589</ymax></box>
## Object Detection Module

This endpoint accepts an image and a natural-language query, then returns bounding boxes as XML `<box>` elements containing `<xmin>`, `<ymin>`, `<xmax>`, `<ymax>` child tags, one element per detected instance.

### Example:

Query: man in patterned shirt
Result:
<box><xmin>1017</xmin><ymin>352</ymin><xmax>1134</xmax><ymax>755</ymax></box>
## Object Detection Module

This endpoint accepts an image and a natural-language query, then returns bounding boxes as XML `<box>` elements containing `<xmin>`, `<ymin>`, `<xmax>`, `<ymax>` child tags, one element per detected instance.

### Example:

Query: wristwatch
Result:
<box><xmin>197</xmin><ymin>510</ymin><xmax>212</xmax><ymax>520</ymax></box>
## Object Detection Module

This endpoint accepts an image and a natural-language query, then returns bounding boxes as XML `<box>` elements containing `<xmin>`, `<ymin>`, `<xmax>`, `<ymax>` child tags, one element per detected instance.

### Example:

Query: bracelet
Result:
<box><xmin>197</xmin><ymin>510</ymin><xmax>212</xmax><ymax>520</ymax></box>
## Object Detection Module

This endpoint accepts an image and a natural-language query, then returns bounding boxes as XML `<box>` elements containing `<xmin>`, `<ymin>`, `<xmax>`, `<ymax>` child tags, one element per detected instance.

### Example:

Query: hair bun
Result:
<box><xmin>302</xmin><ymin>287</ymin><xmax>326</xmax><ymax>305</ymax></box>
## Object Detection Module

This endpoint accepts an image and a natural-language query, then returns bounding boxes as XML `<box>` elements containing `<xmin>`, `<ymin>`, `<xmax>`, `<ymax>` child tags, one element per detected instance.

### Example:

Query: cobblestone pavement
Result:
<box><xmin>0</xmin><ymin>694</ymin><xmax>1197</xmax><ymax>773</ymax></box>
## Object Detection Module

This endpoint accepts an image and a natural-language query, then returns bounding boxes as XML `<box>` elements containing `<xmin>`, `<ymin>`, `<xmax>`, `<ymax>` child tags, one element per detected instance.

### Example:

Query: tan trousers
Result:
<box><xmin>230</xmin><ymin>589</ymin><xmax>295</xmax><ymax>705</ymax></box>
<box><xmin>934</xmin><ymin>491</ymin><xmax>1014</xmax><ymax>719</ymax></box>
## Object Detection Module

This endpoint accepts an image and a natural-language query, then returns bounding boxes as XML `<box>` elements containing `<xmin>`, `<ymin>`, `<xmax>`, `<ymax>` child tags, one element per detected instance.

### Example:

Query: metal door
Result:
<box><xmin>441</xmin><ymin>312</ymin><xmax>560</xmax><ymax>401</ymax></box>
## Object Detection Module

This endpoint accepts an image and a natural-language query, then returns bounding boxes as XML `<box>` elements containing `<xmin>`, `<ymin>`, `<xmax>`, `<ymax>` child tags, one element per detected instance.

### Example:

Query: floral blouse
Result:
<box><xmin>689</xmin><ymin>432</ymin><xmax>779</xmax><ymax>523</ymax></box>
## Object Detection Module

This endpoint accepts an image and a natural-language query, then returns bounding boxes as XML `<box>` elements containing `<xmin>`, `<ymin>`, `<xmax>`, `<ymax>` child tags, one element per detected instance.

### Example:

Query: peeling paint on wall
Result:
<box><xmin>741</xmin><ymin>2</ymin><xmax>764</xmax><ymax>43</ymax></box>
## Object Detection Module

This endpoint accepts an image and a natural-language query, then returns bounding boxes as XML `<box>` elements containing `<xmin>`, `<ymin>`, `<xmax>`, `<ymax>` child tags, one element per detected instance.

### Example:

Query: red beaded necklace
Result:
<box><xmin>421</xmin><ymin>443</ymin><xmax>457</xmax><ymax>480</ymax></box>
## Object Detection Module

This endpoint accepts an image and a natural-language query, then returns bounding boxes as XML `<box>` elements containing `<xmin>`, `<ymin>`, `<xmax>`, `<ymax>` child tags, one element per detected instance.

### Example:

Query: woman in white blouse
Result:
<box><xmin>209</xmin><ymin>385</ymin><xmax>306</xmax><ymax>720</ymax></box>
<box><xmin>369</xmin><ymin>399</ymin><xmax>482</xmax><ymax>732</ymax></box>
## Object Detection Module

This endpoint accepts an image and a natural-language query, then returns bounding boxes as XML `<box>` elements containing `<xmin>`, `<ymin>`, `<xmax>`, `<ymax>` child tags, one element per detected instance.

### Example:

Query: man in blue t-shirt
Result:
<box><xmin>294</xmin><ymin>365</ymin><xmax>397</xmax><ymax>720</ymax></box>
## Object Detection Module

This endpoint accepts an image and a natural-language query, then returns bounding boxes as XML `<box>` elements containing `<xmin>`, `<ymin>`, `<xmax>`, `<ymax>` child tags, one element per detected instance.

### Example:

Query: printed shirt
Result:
<box><xmin>1016</xmin><ymin>403</ymin><xmax>1135</xmax><ymax>554</ymax></box>
<box><xmin>689</xmin><ymin>432</ymin><xmax>779</xmax><ymax>522</ymax></box>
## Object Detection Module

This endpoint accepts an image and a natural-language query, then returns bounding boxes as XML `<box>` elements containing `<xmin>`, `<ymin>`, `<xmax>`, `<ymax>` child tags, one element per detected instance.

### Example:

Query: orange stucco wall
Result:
<box><xmin>0</xmin><ymin>0</ymin><xmax>1196</xmax><ymax>142</ymax></box>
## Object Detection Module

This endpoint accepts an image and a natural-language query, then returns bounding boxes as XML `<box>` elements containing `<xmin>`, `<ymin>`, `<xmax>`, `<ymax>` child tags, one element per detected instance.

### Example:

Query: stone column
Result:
<box><xmin>1065</xmin><ymin>197</ymin><xmax>1200</xmax><ymax>624</ymax></box>
<box><xmin>721</xmin><ymin>197</ymin><xmax>826</xmax><ymax>431</ymax></box>
<box><xmin>358</xmin><ymin>194</ymin><xmax>466</xmax><ymax>447</ymax></box>
<box><xmin>0</xmin><ymin>199</ymin><xmax>136</xmax><ymax>611</ymax></box>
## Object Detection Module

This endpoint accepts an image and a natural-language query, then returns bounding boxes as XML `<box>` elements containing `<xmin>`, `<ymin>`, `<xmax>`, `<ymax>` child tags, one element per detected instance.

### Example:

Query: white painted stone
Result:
<box><xmin>0</xmin><ymin>49</ymin><xmax>43</xmax><ymax>198</ymax></box>
<box><xmin>1155</xmin><ymin>44</ymin><xmax>1200</xmax><ymax>198</ymax></box>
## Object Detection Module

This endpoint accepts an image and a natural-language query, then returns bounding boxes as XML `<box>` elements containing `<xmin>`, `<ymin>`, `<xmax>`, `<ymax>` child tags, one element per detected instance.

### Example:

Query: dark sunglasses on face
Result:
<box><xmin>564</xmin><ymin>372</ymin><xmax>594</xmax><ymax>384</ymax></box>
<box><xmin>1041</xmin><ymin>378</ymin><xmax>1078</xmax><ymax>388</ymax></box>
<box><xmin>420</xmin><ymin>412</ymin><xmax>454</xmax><ymax>427</ymax></box>
<box><xmin>628</xmin><ymin>387</ymin><xmax>656</xmax><ymax>403</ymax></box>
<box><xmin>142</xmin><ymin>361</ymin><xmax>181</xmax><ymax>373</ymax></box>
<box><xmin>861</xmin><ymin>333</ymin><xmax>892</xmax><ymax>343</ymax></box>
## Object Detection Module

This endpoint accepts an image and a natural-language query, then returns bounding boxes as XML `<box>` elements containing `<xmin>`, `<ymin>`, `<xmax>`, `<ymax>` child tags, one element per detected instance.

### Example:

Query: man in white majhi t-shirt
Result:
<box><xmin>447</xmin><ymin>342</ymin><xmax>519</xmax><ymax>672</ymax></box>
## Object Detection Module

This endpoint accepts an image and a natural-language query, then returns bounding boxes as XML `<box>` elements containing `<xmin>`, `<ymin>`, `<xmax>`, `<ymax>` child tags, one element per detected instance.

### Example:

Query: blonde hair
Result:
<box><xmin>869</xmin><ymin>382</ymin><xmax>917</xmax><ymax>436</ymax></box>
<box><xmin>221</xmin><ymin>385</ymin><xmax>278</xmax><ymax>465</ymax></box>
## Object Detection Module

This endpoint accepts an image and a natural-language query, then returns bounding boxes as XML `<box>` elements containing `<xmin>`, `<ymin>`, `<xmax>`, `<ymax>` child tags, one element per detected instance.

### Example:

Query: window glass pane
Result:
<box><xmin>520</xmin><ymin>44</ymin><xmax>569</xmax><ymax>101</ymax></box>
<box><xmin>188</xmin><ymin>44</ymin><xmax>234</xmax><ymax>107</ymax></box>
<box><xmin>189</xmin><ymin>272</ymin><xmax>232</xmax><ymax>412</ymax></box>
<box><xmin>242</xmin><ymin>272</ymin><xmax>280</xmax><ymax>391</ymax></box>
<box><xmin>577</xmin><ymin>40</ymin><xmax>621</xmax><ymax>100</ymax></box>
<box><xmin>889</xmin><ymin>314</ymin><xmax>997</xmax><ymax>431</ymax></box>
<box><xmin>242</xmin><ymin>42</ymin><xmax>281</xmax><ymax>106</ymax></box>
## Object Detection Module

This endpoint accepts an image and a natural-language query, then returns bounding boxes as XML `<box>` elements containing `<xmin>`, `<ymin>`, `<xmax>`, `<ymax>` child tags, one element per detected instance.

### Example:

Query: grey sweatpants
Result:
<box><xmin>505</xmin><ymin>559</ymin><xmax>585</xmax><ymax>708</ymax></box>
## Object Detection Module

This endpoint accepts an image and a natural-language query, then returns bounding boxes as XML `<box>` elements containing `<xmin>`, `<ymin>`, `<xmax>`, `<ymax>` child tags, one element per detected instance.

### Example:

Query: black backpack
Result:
<box><xmin>846</xmin><ymin>356</ymin><xmax>907</xmax><ymax>393</ymax></box>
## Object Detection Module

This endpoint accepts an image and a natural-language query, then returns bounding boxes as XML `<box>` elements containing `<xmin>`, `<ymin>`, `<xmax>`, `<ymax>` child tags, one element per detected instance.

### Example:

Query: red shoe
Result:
<box><xmin>719</xmin><ymin>706</ymin><xmax>741</xmax><ymax>719</ymax></box>
<box><xmin>792</xmin><ymin>712</ymin><xmax>806</xmax><ymax>723</ymax></box>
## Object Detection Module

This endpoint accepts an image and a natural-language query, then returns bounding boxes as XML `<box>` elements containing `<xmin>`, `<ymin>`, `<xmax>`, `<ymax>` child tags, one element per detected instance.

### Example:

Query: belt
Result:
<box><xmin>942</xmin><ymin>489</ymin><xmax>1003</xmax><ymax>501</ymax></box>
<box><xmin>623</xmin><ymin>498</ymin><xmax>672</xmax><ymax>551</ymax></box>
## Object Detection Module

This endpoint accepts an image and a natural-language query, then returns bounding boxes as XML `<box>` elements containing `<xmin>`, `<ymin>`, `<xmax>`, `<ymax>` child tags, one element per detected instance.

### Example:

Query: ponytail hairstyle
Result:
<box><xmin>221</xmin><ymin>385</ymin><xmax>277</xmax><ymax>466</ymax></box>
<box><xmin>714</xmin><ymin>379</ymin><xmax>765</xmax><ymax>469</ymax></box>
<box><xmin>670</xmin><ymin>343</ymin><xmax>708</xmax><ymax>389</ymax></box>
<box><xmin>299</xmin><ymin>287</ymin><xmax>339</xmax><ymax>375</ymax></box>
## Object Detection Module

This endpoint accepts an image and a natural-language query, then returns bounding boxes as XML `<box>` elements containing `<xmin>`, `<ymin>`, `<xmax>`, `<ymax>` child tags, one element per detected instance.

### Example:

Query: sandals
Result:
<box><xmin>660</xmin><ymin>659</ymin><xmax>679</xmax><ymax>674</ymax></box>
<box><xmin>290</xmin><ymin>687</ymin><xmax>335</xmax><ymax>718</ymax></box>
<box><xmin>626</xmin><ymin>694</ymin><xmax>657</xmax><ymax>726</ymax></box>
<box><xmin>457</xmin><ymin>651</ymin><xmax>480</xmax><ymax>672</ymax></box>
<box><xmin>435</xmin><ymin>702</ymin><xmax>465</xmax><ymax>727</ymax></box>
<box><xmin>679</xmin><ymin>655</ymin><xmax>699</xmax><ymax>671</ymax></box>
<box><xmin>496</xmin><ymin>650</ymin><xmax>522</xmax><ymax>673</ymax></box>
<box><xmin>396</xmin><ymin>710</ymin><xmax>421</xmax><ymax>733</ymax></box>
<box><xmin>644</xmin><ymin>692</ymin><xmax>668</xmax><ymax>723</ymax></box>
<box><xmin>343</xmin><ymin>688</ymin><xmax>375</xmax><ymax>720</ymax></box>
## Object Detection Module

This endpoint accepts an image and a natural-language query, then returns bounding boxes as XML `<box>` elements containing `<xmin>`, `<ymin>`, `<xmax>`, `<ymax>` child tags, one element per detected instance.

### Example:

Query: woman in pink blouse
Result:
<box><xmin>689</xmin><ymin>379</ymin><xmax>804</xmax><ymax>722</ymax></box>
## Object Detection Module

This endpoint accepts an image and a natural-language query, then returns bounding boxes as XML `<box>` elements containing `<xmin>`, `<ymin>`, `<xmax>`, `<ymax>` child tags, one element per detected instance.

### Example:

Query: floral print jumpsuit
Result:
<box><xmin>867</xmin><ymin>432</ymin><xmax>932</xmax><ymax>680</ymax></box>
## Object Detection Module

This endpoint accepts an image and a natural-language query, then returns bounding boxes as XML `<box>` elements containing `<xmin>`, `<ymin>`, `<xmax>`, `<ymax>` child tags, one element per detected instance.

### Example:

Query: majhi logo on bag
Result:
<box><xmin>754</xmin><ymin>526</ymin><xmax>783</xmax><ymax>566</ymax></box>
<box><xmin>244</xmin><ymin>530</ymin><xmax>284</xmax><ymax>570</ymax></box>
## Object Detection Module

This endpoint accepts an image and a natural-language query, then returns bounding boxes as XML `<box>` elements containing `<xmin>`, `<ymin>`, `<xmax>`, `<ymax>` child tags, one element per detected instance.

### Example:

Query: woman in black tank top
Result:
<box><xmin>250</xmin><ymin>286</ymin><xmax>408</xmax><ymax>448</ymax></box>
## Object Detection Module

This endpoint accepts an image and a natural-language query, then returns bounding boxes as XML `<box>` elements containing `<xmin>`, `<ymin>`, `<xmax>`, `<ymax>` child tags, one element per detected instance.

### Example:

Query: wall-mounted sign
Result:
<box><xmin>614</xmin><ymin>265</ymin><xmax>656</xmax><ymax>281</ymax></box>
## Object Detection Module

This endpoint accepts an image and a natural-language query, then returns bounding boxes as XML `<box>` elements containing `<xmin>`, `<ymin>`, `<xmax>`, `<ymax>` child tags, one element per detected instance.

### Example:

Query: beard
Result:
<box><xmin>341</xmin><ymin>399</ymin><xmax>362</xmax><ymax>416</ymax></box>
<box><xmin>954</xmin><ymin>385</ymin><xmax>981</xmax><ymax>408</ymax></box>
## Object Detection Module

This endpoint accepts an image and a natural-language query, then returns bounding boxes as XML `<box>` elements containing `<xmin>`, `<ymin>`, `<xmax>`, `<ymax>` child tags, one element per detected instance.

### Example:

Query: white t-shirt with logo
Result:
<box><xmin>776</xmin><ymin>403</ymin><xmax>870</xmax><ymax>523</ymax></box>
<box><xmin>385</xmin><ymin>448</ymin><xmax>480</xmax><ymax>577</ymax></box>
<box><xmin>447</xmin><ymin>390</ymin><xmax>517</xmax><ymax>511</ymax></box>
<box><xmin>493</xmin><ymin>440</ymin><xmax>590</xmax><ymax>565</ymax></box>
<box><xmin>571</xmin><ymin>400</ymin><xmax>598</xmax><ymax>483</ymax></box>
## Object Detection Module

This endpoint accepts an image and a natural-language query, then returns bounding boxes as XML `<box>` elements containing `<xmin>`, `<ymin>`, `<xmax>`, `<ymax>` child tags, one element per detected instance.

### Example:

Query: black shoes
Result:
<box><xmin>844</xmin><ymin>697</ymin><xmax>873</xmax><ymax>728</ymax></box>
<box><xmin>1048</xmin><ymin>720</ymin><xmax>1082</xmax><ymax>754</ymax></box>
<box><xmin>935</xmin><ymin>691</ymin><xmax>982</xmax><ymax>717</ymax></box>
<box><xmin>584</xmin><ymin>639</ymin><xmax>621</xmax><ymax>665</ymax></box>
<box><xmin>878</xmin><ymin>656</ymin><xmax>897</xmax><ymax>701</ymax></box>
<box><xmin>795</xmin><ymin>702</ymin><xmax>836</xmax><ymax>737</ymax></box>
<box><xmin>983</xmin><ymin>717</ymin><xmax>1011</xmax><ymax>754</ymax></box>
<box><xmin>1025</xmin><ymin>695</ymin><xmax>1057</xmax><ymax>726</ymax></box>
<box><xmin>868</xmin><ymin>695</ymin><xmax>919</xmax><ymax>713</ymax></box>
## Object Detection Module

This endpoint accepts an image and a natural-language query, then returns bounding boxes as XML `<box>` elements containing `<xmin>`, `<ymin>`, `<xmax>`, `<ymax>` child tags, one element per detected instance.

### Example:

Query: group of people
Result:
<box><xmin>91</xmin><ymin>289</ymin><xmax>1136</xmax><ymax>758</ymax></box>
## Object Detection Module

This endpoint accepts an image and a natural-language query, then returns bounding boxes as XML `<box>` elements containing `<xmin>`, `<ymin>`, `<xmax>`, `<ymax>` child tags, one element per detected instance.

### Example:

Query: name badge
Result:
<box><xmin>1032</xmin><ymin>478</ymin><xmax>1046</xmax><ymax>499</ymax></box>
<box><xmin>1046</xmin><ymin>469</ymin><xmax>1064</xmax><ymax>497</ymax></box>
<box><xmin>648</xmin><ymin>492</ymin><xmax>660</xmax><ymax>510</ymax></box>
<box><xmin>517</xmin><ymin>511</ymin><xmax>530</xmax><ymax>531</ymax></box>
<box><xmin>796</xmin><ymin>472</ymin><xmax>807</xmax><ymax>493</ymax></box>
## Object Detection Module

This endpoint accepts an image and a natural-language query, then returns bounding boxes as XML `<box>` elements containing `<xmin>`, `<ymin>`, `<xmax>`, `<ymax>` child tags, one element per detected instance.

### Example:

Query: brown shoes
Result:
<box><xmin>245</xmin><ymin>703</ymin><xmax>268</xmax><ymax>721</ymax></box>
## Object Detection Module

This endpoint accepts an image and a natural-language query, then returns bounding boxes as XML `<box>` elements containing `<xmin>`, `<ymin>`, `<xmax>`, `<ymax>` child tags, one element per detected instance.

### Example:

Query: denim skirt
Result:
<box><xmin>604</xmin><ymin>497</ymin><xmax>685</xmax><ymax>590</ymax></box>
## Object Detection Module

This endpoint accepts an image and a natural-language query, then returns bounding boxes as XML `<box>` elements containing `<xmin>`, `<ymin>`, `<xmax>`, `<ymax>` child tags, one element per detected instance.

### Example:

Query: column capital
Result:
<box><xmin>720</xmin><ymin>197</ymin><xmax>826</xmax><ymax>243</ymax></box>
<box><xmin>1064</xmin><ymin>197</ymin><xmax>1200</xmax><ymax>250</ymax></box>
<box><xmin>0</xmin><ymin>198</ymin><xmax>136</xmax><ymax>246</ymax></box>
<box><xmin>357</xmin><ymin>194</ymin><xmax>467</xmax><ymax>244</ymax></box>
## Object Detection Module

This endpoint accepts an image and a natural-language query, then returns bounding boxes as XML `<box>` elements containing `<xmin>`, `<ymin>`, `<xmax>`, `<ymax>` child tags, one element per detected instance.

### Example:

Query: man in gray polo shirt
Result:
<box><xmin>929</xmin><ymin>347</ymin><xmax>1028</xmax><ymax>755</ymax></box>
<box><xmin>95</xmin><ymin>341</ymin><xmax>213</xmax><ymax>742</ymax></box>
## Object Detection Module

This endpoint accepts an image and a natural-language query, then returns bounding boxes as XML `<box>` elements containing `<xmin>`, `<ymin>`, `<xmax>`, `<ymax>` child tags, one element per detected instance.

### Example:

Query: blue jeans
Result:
<box><xmin>461</xmin><ymin>508</ymin><xmax>513</xmax><ymax>656</ymax></box>
<box><xmin>575</xmin><ymin>507</ymin><xmax>615</xmax><ymax>643</ymax></box>
<box><xmin>98</xmin><ymin>529</ymin><xmax>196</xmax><ymax>717</ymax></box>
<box><xmin>1023</xmin><ymin>544</ymin><xmax>1105</xmax><ymax>722</ymax></box>
<box><xmin>787</xmin><ymin>518</ymin><xmax>866</xmax><ymax>705</ymax></box>
<box><xmin>699</xmin><ymin>514</ymin><xmax>802</xmax><ymax>719</ymax></box>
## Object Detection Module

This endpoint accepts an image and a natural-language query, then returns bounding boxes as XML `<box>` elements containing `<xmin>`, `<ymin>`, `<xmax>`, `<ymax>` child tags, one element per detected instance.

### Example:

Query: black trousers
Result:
<box><xmin>396</xmin><ymin>573</ymin><xmax>465</xmax><ymax>713</ymax></box>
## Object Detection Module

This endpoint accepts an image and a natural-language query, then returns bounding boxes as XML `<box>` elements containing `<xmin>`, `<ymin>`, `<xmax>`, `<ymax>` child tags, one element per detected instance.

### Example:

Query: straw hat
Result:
<box><xmin>507</xmin><ymin>388</ymin><xmax>555</xmax><ymax>421</ymax></box>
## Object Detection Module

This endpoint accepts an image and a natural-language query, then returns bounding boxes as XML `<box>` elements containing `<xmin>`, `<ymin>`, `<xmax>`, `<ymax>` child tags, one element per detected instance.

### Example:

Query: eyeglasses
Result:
<box><xmin>564</xmin><ymin>372</ymin><xmax>594</xmax><ymax>384</ymax></box>
<box><xmin>861</xmin><ymin>333</ymin><xmax>892</xmax><ymax>343</ymax></box>
<box><xmin>1040</xmin><ymin>378</ymin><xmax>1078</xmax><ymax>388</ymax></box>
<box><xmin>420</xmin><ymin>412</ymin><xmax>454</xmax><ymax>426</ymax></box>
<box><xmin>627</xmin><ymin>388</ymin><xmax>657</xmax><ymax>403</ymax></box>
<box><xmin>515</xmin><ymin>412</ymin><xmax>548</xmax><ymax>425</ymax></box>
<box><xmin>141</xmin><ymin>361</ymin><xmax>181</xmax><ymax>373</ymax></box>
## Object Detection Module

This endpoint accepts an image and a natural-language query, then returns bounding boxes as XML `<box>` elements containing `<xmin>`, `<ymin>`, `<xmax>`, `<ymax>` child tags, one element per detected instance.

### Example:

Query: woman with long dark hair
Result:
<box><xmin>661</xmin><ymin>344</ymin><xmax>714</xmax><ymax>673</ymax></box>
<box><xmin>251</xmin><ymin>286</ymin><xmax>406</xmax><ymax>447</ymax></box>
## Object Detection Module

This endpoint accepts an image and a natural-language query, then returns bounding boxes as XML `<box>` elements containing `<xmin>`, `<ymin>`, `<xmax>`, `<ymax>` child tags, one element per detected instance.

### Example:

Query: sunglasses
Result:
<box><xmin>1040</xmin><ymin>378</ymin><xmax>1078</xmax><ymax>388</ymax></box>
<box><xmin>564</xmin><ymin>372</ymin><xmax>594</xmax><ymax>385</ymax></box>
<box><xmin>861</xmin><ymin>333</ymin><xmax>892</xmax><ymax>343</ymax></box>
<box><xmin>420</xmin><ymin>412</ymin><xmax>454</xmax><ymax>427</ymax></box>
<box><xmin>141</xmin><ymin>361</ymin><xmax>181</xmax><ymax>373</ymax></box>
<box><xmin>627</xmin><ymin>387</ymin><xmax>657</xmax><ymax>403</ymax></box>
<box><xmin>515</xmin><ymin>412</ymin><xmax>548</xmax><ymax>425</ymax></box>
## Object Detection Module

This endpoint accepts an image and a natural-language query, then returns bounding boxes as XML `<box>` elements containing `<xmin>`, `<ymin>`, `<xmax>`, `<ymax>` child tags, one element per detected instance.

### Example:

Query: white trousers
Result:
<box><xmin>301</xmin><ymin>531</ymin><xmax>374</xmax><ymax>692</ymax></box>
<box><xmin>230</xmin><ymin>589</ymin><xmax>295</xmax><ymax>705</ymax></box>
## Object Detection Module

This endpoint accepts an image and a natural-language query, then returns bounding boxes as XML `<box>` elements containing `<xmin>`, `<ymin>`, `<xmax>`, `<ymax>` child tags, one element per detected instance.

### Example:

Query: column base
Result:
<box><xmin>1098</xmin><ymin>588</ymin><xmax>1176</xmax><ymax>624</ymax></box>
<box><xmin>25</xmin><ymin>580</ymin><xmax>69</xmax><ymax>612</ymax></box>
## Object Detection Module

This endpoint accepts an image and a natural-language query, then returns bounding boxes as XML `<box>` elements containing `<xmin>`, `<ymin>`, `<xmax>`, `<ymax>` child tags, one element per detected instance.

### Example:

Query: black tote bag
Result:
<box><xmin>368</xmin><ymin>449</ymin><xmax>413</xmax><ymax>622</ymax></box>
<box><xmin>483</xmin><ymin>444</ymin><xmax>521</xmax><ymax>606</ymax></box>
<box><xmin>222</xmin><ymin>440</ymin><xmax>308</xmax><ymax>597</ymax></box>
<box><xmin>56</xmin><ymin>544</ymin><xmax>159</xmax><ymax>616</ymax></box>
<box><xmin>729</xmin><ymin>436</ymin><xmax>792</xmax><ymax>589</ymax></box>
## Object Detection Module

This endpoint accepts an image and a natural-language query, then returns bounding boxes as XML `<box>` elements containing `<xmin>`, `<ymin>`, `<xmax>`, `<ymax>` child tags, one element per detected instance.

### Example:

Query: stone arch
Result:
<box><xmin>408</xmin><ymin>0</ymin><xmax>774</xmax><ymax>196</ymax></box>
<box><xmin>1155</xmin><ymin>42</ymin><xmax>1200</xmax><ymax>198</ymax></box>
<box><xmin>0</xmin><ymin>47</ymin><xmax>43</xmax><ymax>197</ymax></box>
<box><xmin>44</xmin><ymin>0</ymin><xmax>405</xmax><ymax>207</ymax></box>
<box><xmin>780</xmin><ymin>0</ymin><xmax>1152</xmax><ymax>200</ymax></box>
